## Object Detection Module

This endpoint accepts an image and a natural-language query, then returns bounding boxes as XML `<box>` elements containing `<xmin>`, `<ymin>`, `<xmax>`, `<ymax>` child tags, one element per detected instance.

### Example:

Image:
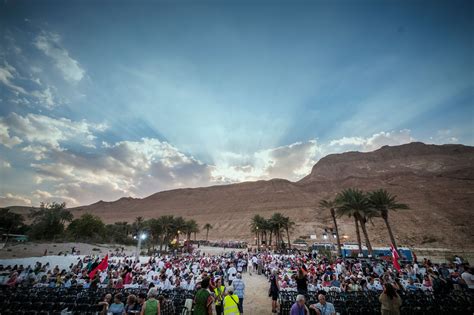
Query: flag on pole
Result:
<box><xmin>89</xmin><ymin>254</ymin><xmax>108</xmax><ymax>279</ymax></box>
<box><xmin>390</xmin><ymin>244</ymin><xmax>401</xmax><ymax>272</ymax></box>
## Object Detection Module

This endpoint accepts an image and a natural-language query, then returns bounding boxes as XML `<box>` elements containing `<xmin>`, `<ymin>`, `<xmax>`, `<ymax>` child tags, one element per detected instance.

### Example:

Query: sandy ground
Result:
<box><xmin>0</xmin><ymin>242</ymin><xmax>143</xmax><ymax>259</ymax></box>
<box><xmin>242</xmin><ymin>269</ymin><xmax>273</xmax><ymax>315</ymax></box>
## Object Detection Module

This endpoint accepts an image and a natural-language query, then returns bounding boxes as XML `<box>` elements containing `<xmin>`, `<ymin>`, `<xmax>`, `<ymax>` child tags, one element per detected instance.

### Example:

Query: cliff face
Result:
<box><xmin>54</xmin><ymin>142</ymin><xmax>474</xmax><ymax>248</ymax></box>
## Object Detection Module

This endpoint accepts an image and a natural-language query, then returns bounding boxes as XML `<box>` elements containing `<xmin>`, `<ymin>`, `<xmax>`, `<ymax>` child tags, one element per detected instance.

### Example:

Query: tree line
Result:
<box><xmin>250</xmin><ymin>212</ymin><xmax>295</xmax><ymax>249</ymax></box>
<box><xmin>0</xmin><ymin>203</ymin><xmax>214</xmax><ymax>249</ymax></box>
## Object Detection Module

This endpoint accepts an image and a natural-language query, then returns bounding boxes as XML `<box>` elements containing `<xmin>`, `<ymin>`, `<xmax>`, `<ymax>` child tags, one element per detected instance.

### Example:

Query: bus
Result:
<box><xmin>341</xmin><ymin>244</ymin><xmax>414</xmax><ymax>261</ymax></box>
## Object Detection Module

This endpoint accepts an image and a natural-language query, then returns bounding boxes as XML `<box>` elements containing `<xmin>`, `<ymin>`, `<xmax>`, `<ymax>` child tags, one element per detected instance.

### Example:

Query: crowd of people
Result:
<box><xmin>0</xmin><ymin>246</ymin><xmax>473</xmax><ymax>314</ymax></box>
<box><xmin>0</xmin><ymin>250</ymin><xmax>249</xmax><ymax>315</ymax></box>
<box><xmin>253</xmin><ymin>250</ymin><xmax>473</xmax><ymax>314</ymax></box>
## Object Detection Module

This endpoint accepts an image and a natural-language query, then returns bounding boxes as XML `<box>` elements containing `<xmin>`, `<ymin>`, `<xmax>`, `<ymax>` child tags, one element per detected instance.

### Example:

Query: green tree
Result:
<box><xmin>270</xmin><ymin>213</ymin><xmax>287</xmax><ymax>249</ymax></box>
<box><xmin>67</xmin><ymin>213</ymin><xmax>106</xmax><ymax>241</ymax></box>
<box><xmin>250</xmin><ymin>214</ymin><xmax>265</xmax><ymax>247</ymax></box>
<box><xmin>183</xmin><ymin>219</ymin><xmax>199</xmax><ymax>241</ymax></box>
<box><xmin>336</xmin><ymin>189</ymin><xmax>377</xmax><ymax>255</ymax></box>
<box><xmin>133</xmin><ymin>216</ymin><xmax>145</xmax><ymax>232</ymax></box>
<box><xmin>0</xmin><ymin>208</ymin><xmax>25</xmax><ymax>234</ymax></box>
<box><xmin>319</xmin><ymin>199</ymin><xmax>342</xmax><ymax>256</ymax></box>
<box><xmin>105</xmin><ymin>222</ymin><xmax>133</xmax><ymax>244</ymax></box>
<box><xmin>29</xmin><ymin>202</ymin><xmax>73</xmax><ymax>240</ymax></box>
<box><xmin>149</xmin><ymin>215</ymin><xmax>175</xmax><ymax>251</ymax></box>
<box><xmin>368</xmin><ymin>189</ymin><xmax>409</xmax><ymax>251</ymax></box>
<box><xmin>172</xmin><ymin>216</ymin><xmax>186</xmax><ymax>244</ymax></box>
<box><xmin>203</xmin><ymin>223</ymin><xmax>213</xmax><ymax>241</ymax></box>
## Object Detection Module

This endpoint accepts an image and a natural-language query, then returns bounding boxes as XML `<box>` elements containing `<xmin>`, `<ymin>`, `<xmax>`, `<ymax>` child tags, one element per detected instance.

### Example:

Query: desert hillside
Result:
<box><xmin>11</xmin><ymin>142</ymin><xmax>474</xmax><ymax>249</ymax></box>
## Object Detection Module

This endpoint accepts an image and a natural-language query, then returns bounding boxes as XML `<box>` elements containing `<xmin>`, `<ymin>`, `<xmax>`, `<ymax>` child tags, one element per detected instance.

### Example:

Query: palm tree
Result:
<box><xmin>156</xmin><ymin>215</ymin><xmax>175</xmax><ymax>251</ymax></box>
<box><xmin>320</xmin><ymin>199</ymin><xmax>342</xmax><ymax>256</ymax></box>
<box><xmin>336</xmin><ymin>188</ymin><xmax>376</xmax><ymax>255</ymax></box>
<box><xmin>282</xmin><ymin>215</ymin><xmax>295</xmax><ymax>249</ymax></box>
<box><xmin>203</xmin><ymin>223</ymin><xmax>213</xmax><ymax>241</ymax></box>
<box><xmin>368</xmin><ymin>189</ymin><xmax>409</xmax><ymax>251</ymax></box>
<box><xmin>250</xmin><ymin>214</ymin><xmax>265</xmax><ymax>248</ymax></box>
<box><xmin>270</xmin><ymin>213</ymin><xmax>287</xmax><ymax>249</ymax></box>
<box><xmin>184</xmin><ymin>219</ymin><xmax>199</xmax><ymax>241</ymax></box>
<box><xmin>147</xmin><ymin>218</ymin><xmax>163</xmax><ymax>251</ymax></box>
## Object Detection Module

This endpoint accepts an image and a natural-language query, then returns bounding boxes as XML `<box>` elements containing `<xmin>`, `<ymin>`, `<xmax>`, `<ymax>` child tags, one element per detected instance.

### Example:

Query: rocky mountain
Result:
<box><xmin>65</xmin><ymin>142</ymin><xmax>474</xmax><ymax>249</ymax></box>
<box><xmin>14</xmin><ymin>142</ymin><xmax>474</xmax><ymax>248</ymax></box>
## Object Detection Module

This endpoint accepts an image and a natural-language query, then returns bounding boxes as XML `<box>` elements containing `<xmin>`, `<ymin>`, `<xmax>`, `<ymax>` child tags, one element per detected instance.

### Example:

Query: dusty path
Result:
<box><xmin>242</xmin><ymin>269</ymin><xmax>273</xmax><ymax>315</ymax></box>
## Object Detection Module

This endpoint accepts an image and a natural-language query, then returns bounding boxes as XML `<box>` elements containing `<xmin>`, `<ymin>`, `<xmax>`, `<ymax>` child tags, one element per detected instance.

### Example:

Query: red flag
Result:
<box><xmin>390</xmin><ymin>244</ymin><xmax>401</xmax><ymax>272</ymax></box>
<box><xmin>89</xmin><ymin>254</ymin><xmax>108</xmax><ymax>279</ymax></box>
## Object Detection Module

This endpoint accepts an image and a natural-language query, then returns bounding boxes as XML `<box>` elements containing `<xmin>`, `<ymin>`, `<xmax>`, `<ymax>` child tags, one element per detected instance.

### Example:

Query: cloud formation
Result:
<box><xmin>329</xmin><ymin>129</ymin><xmax>415</xmax><ymax>152</ymax></box>
<box><xmin>0</xmin><ymin>112</ymin><xmax>107</xmax><ymax>150</ymax></box>
<box><xmin>0</xmin><ymin>193</ymin><xmax>32</xmax><ymax>207</ymax></box>
<box><xmin>212</xmin><ymin>140</ymin><xmax>321</xmax><ymax>183</ymax></box>
<box><xmin>0</xmin><ymin>110</ymin><xmax>422</xmax><ymax>206</ymax></box>
<box><xmin>34</xmin><ymin>31</ymin><xmax>85</xmax><ymax>83</ymax></box>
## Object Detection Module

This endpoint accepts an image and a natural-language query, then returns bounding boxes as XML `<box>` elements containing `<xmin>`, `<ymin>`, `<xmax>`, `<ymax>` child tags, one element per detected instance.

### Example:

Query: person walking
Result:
<box><xmin>379</xmin><ymin>283</ymin><xmax>402</xmax><ymax>315</ymax></box>
<box><xmin>223</xmin><ymin>286</ymin><xmax>240</xmax><ymax>315</ymax></box>
<box><xmin>232</xmin><ymin>273</ymin><xmax>245</xmax><ymax>314</ymax></box>
<box><xmin>296</xmin><ymin>268</ymin><xmax>308</xmax><ymax>296</ymax></box>
<box><xmin>269</xmin><ymin>269</ymin><xmax>280</xmax><ymax>314</ymax></box>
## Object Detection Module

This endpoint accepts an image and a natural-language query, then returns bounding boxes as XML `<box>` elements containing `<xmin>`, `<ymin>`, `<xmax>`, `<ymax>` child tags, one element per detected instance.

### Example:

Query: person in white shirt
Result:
<box><xmin>227</xmin><ymin>263</ymin><xmax>237</xmax><ymax>286</ymax></box>
<box><xmin>461</xmin><ymin>266</ymin><xmax>474</xmax><ymax>290</ymax></box>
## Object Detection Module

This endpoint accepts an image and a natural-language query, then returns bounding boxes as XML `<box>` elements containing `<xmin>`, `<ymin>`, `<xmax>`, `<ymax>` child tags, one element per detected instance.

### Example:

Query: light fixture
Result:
<box><xmin>140</xmin><ymin>233</ymin><xmax>147</xmax><ymax>240</ymax></box>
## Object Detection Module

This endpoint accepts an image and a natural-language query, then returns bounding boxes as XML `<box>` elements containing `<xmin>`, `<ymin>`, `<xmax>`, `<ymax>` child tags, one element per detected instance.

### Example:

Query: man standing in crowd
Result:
<box><xmin>194</xmin><ymin>277</ymin><xmax>214</xmax><ymax>315</ymax></box>
<box><xmin>227</xmin><ymin>263</ymin><xmax>237</xmax><ymax>286</ymax></box>
<box><xmin>231</xmin><ymin>273</ymin><xmax>245</xmax><ymax>314</ymax></box>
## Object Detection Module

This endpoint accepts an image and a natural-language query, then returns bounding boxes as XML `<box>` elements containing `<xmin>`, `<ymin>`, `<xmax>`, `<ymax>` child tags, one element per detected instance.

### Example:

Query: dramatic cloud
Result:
<box><xmin>0</xmin><ymin>193</ymin><xmax>32</xmax><ymax>207</ymax></box>
<box><xmin>0</xmin><ymin>112</ymin><xmax>107</xmax><ymax>149</ymax></box>
<box><xmin>34</xmin><ymin>31</ymin><xmax>85</xmax><ymax>82</ymax></box>
<box><xmin>28</xmin><ymin>137</ymin><xmax>213</xmax><ymax>205</ymax></box>
<box><xmin>211</xmin><ymin>140</ymin><xmax>321</xmax><ymax>183</ymax></box>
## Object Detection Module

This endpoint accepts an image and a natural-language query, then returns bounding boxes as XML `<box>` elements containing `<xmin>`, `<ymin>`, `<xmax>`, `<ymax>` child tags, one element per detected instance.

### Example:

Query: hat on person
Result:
<box><xmin>236</xmin><ymin>273</ymin><xmax>242</xmax><ymax>278</ymax></box>
<box><xmin>227</xmin><ymin>286</ymin><xmax>235</xmax><ymax>293</ymax></box>
<box><xmin>196</xmin><ymin>276</ymin><xmax>203</xmax><ymax>283</ymax></box>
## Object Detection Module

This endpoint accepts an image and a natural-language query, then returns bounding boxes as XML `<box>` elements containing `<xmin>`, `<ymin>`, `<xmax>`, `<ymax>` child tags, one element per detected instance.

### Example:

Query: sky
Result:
<box><xmin>0</xmin><ymin>0</ymin><xmax>473</xmax><ymax>207</ymax></box>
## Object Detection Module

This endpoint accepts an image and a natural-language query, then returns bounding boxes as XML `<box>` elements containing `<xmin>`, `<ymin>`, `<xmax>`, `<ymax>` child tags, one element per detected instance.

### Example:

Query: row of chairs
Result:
<box><xmin>1</xmin><ymin>286</ymin><xmax>196</xmax><ymax>315</ymax></box>
<box><xmin>278</xmin><ymin>289</ymin><xmax>474</xmax><ymax>315</ymax></box>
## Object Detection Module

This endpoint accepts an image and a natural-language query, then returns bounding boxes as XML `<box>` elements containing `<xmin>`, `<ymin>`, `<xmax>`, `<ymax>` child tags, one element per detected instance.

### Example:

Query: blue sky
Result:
<box><xmin>0</xmin><ymin>0</ymin><xmax>472</xmax><ymax>207</ymax></box>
